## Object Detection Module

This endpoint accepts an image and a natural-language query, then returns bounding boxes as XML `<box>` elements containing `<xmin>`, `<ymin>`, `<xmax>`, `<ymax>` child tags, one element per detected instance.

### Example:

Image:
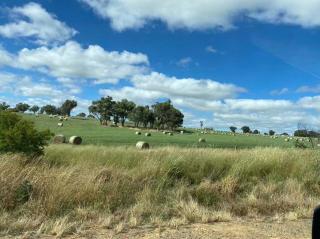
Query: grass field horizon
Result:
<box><xmin>22</xmin><ymin>113</ymin><xmax>299</xmax><ymax>149</ymax></box>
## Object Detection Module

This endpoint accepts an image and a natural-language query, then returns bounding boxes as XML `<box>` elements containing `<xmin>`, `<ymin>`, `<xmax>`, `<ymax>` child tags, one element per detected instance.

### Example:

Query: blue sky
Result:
<box><xmin>1</xmin><ymin>0</ymin><xmax>320</xmax><ymax>133</ymax></box>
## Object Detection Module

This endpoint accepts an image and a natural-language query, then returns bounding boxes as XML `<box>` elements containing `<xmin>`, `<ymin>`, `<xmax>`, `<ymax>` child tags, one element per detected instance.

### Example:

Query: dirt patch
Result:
<box><xmin>15</xmin><ymin>219</ymin><xmax>309</xmax><ymax>239</ymax></box>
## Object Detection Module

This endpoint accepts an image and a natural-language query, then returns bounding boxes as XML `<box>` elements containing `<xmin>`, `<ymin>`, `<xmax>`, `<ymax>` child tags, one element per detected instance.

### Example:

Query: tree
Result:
<box><xmin>60</xmin><ymin>100</ymin><xmax>77</xmax><ymax>116</ymax></box>
<box><xmin>114</xmin><ymin>99</ymin><xmax>136</xmax><ymax>127</ymax></box>
<box><xmin>166</xmin><ymin>107</ymin><xmax>184</xmax><ymax>130</ymax></box>
<box><xmin>0</xmin><ymin>111</ymin><xmax>52</xmax><ymax>156</ymax></box>
<box><xmin>0</xmin><ymin>102</ymin><xmax>10</xmax><ymax>111</ymax></box>
<box><xmin>152</xmin><ymin>100</ymin><xmax>184</xmax><ymax>130</ymax></box>
<box><xmin>253</xmin><ymin>129</ymin><xmax>260</xmax><ymax>134</ymax></box>
<box><xmin>269</xmin><ymin>130</ymin><xmax>275</xmax><ymax>136</ymax></box>
<box><xmin>77</xmin><ymin>112</ymin><xmax>86</xmax><ymax>117</ymax></box>
<box><xmin>15</xmin><ymin>103</ymin><xmax>30</xmax><ymax>113</ymax></box>
<box><xmin>89</xmin><ymin>96</ymin><xmax>115</xmax><ymax>125</ymax></box>
<box><xmin>200</xmin><ymin>121</ymin><xmax>204</xmax><ymax>129</ymax></box>
<box><xmin>230</xmin><ymin>126</ymin><xmax>237</xmax><ymax>133</ymax></box>
<box><xmin>29</xmin><ymin>105</ymin><xmax>40</xmax><ymax>114</ymax></box>
<box><xmin>129</xmin><ymin>106</ymin><xmax>146</xmax><ymax>127</ymax></box>
<box><xmin>40</xmin><ymin>105</ymin><xmax>59</xmax><ymax>115</ymax></box>
<box><xmin>241</xmin><ymin>126</ymin><xmax>251</xmax><ymax>134</ymax></box>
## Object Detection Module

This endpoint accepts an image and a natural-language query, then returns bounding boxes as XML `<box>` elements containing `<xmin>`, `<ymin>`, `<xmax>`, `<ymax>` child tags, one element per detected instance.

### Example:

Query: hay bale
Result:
<box><xmin>145</xmin><ymin>133</ymin><xmax>151</xmax><ymax>137</ymax></box>
<box><xmin>53</xmin><ymin>134</ymin><xmax>66</xmax><ymax>144</ymax></box>
<box><xmin>69</xmin><ymin>136</ymin><xmax>82</xmax><ymax>145</ymax></box>
<box><xmin>285</xmin><ymin>138</ymin><xmax>289</xmax><ymax>142</ymax></box>
<box><xmin>168</xmin><ymin>132</ymin><xmax>173</xmax><ymax>136</ymax></box>
<box><xmin>180</xmin><ymin>131</ymin><xmax>184</xmax><ymax>134</ymax></box>
<box><xmin>198</xmin><ymin>138</ymin><xmax>206</xmax><ymax>143</ymax></box>
<box><xmin>57</xmin><ymin>122</ymin><xmax>63</xmax><ymax>127</ymax></box>
<box><xmin>59</xmin><ymin>116</ymin><xmax>64</xmax><ymax>121</ymax></box>
<box><xmin>163</xmin><ymin>131</ymin><xmax>167</xmax><ymax>134</ymax></box>
<box><xmin>135</xmin><ymin>131</ymin><xmax>141</xmax><ymax>135</ymax></box>
<box><xmin>136</xmin><ymin>141</ymin><xmax>149</xmax><ymax>150</ymax></box>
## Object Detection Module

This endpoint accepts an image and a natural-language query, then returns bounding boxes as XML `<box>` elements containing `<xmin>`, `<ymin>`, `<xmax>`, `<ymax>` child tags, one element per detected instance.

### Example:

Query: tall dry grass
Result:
<box><xmin>0</xmin><ymin>145</ymin><xmax>319</xmax><ymax>236</ymax></box>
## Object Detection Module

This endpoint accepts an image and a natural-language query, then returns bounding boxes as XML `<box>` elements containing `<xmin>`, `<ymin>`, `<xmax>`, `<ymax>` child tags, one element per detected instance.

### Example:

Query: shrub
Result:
<box><xmin>0</xmin><ymin>111</ymin><xmax>52</xmax><ymax>156</ymax></box>
<box><xmin>15</xmin><ymin>180</ymin><xmax>33</xmax><ymax>204</ymax></box>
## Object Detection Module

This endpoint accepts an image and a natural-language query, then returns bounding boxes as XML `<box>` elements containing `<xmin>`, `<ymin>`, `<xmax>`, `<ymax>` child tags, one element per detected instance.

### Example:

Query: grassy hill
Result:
<box><xmin>22</xmin><ymin>113</ymin><xmax>296</xmax><ymax>149</ymax></box>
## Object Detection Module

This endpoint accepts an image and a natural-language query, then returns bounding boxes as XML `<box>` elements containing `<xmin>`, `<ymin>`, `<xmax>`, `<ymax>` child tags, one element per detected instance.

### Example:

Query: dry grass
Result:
<box><xmin>0</xmin><ymin>145</ymin><xmax>319</xmax><ymax>236</ymax></box>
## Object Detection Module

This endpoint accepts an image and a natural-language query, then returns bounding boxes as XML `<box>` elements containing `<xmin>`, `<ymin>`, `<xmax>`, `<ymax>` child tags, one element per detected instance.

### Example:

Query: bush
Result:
<box><xmin>0</xmin><ymin>111</ymin><xmax>52</xmax><ymax>156</ymax></box>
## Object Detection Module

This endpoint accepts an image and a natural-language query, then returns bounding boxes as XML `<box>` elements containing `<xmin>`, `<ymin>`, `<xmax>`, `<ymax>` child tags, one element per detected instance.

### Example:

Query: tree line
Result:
<box><xmin>0</xmin><ymin>96</ymin><xmax>184</xmax><ymax>130</ymax></box>
<box><xmin>229</xmin><ymin>126</ymin><xmax>279</xmax><ymax>136</ymax></box>
<box><xmin>0</xmin><ymin>100</ymin><xmax>77</xmax><ymax>116</ymax></box>
<box><xmin>89</xmin><ymin>97</ymin><xmax>184</xmax><ymax>130</ymax></box>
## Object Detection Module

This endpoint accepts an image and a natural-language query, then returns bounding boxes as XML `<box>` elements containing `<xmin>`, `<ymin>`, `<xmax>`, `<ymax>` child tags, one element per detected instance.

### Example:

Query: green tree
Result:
<box><xmin>253</xmin><ymin>129</ymin><xmax>260</xmax><ymax>134</ymax></box>
<box><xmin>269</xmin><ymin>130</ymin><xmax>275</xmax><ymax>136</ymax></box>
<box><xmin>89</xmin><ymin>96</ymin><xmax>115</xmax><ymax>125</ymax></box>
<box><xmin>230</xmin><ymin>126</ymin><xmax>237</xmax><ymax>133</ymax></box>
<box><xmin>77</xmin><ymin>112</ymin><xmax>86</xmax><ymax>117</ymax></box>
<box><xmin>15</xmin><ymin>103</ymin><xmax>30</xmax><ymax>113</ymax></box>
<box><xmin>0</xmin><ymin>111</ymin><xmax>52</xmax><ymax>156</ymax></box>
<box><xmin>114</xmin><ymin>99</ymin><xmax>136</xmax><ymax>126</ymax></box>
<box><xmin>152</xmin><ymin>100</ymin><xmax>184</xmax><ymax>130</ymax></box>
<box><xmin>241</xmin><ymin>126</ymin><xmax>251</xmax><ymax>134</ymax></box>
<box><xmin>60</xmin><ymin>100</ymin><xmax>77</xmax><ymax>116</ymax></box>
<box><xmin>129</xmin><ymin>106</ymin><xmax>145</xmax><ymax>127</ymax></box>
<box><xmin>40</xmin><ymin>105</ymin><xmax>59</xmax><ymax>115</ymax></box>
<box><xmin>0</xmin><ymin>102</ymin><xmax>10</xmax><ymax>111</ymax></box>
<box><xmin>29</xmin><ymin>105</ymin><xmax>40</xmax><ymax>114</ymax></box>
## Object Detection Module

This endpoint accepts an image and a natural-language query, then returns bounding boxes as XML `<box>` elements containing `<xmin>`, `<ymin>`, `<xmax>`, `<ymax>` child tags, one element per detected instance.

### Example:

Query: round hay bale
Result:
<box><xmin>163</xmin><ymin>131</ymin><xmax>167</xmax><ymax>134</ymax></box>
<box><xmin>69</xmin><ymin>136</ymin><xmax>82</xmax><ymax>145</ymax></box>
<box><xmin>168</xmin><ymin>132</ymin><xmax>173</xmax><ymax>136</ymax></box>
<box><xmin>57</xmin><ymin>122</ymin><xmax>63</xmax><ymax>127</ymax></box>
<box><xmin>136</xmin><ymin>141</ymin><xmax>149</xmax><ymax>150</ymax></box>
<box><xmin>198</xmin><ymin>138</ymin><xmax>206</xmax><ymax>143</ymax></box>
<box><xmin>53</xmin><ymin>134</ymin><xmax>66</xmax><ymax>144</ymax></box>
<box><xmin>180</xmin><ymin>131</ymin><xmax>184</xmax><ymax>134</ymax></box>
<box><xmin>145</xmin><ymin>132</ymin><xmax>151</xmax><ymax>137</ymax></box>
<box><xmin>285</xmin><ymin>138</ymin><xmax>289</xmax><ymax>142</ymax></box>
<box><xmin>135</xmin><ymin>131</ymin><xmax>141</xmax><ymax>135</ymax></box>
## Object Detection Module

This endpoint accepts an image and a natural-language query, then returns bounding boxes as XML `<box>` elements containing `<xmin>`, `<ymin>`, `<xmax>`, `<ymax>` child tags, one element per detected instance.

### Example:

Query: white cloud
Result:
<box><xmin>270</xmin><ymin>88</ymin><xmax>289</xmax><ymax>95</ymax></box>
<box><xmin>0</xmin><ymin>2</ymin><xmax>77</xmax><ymax>45</ymax></box>
<box><xmin>2</xmin><ymin>41</ymin><xmax>149</xmax><ymax>84</ymax></box>
<box><xmin>206</xmin><ymin>46</ymin><xmax>218</xmax><ymax>54</ymax></box>
<box><xmin>131</xmin><ymin>72</ymin><xmax>246</xmax><ymax>101</ymax></box>
<box><xmin>176</xmin><ymin>57</ymin><xmax>192</xmax><ymax>67</ymax></box>
<box><xmin>56</xmin><ymin>78</ymin><xmax>83</xmax><ymax>94</ymax></box>
<box><xmin>80</xmin><ymin>0</ymin><xmax>320</xmax><ymax>31</ymax></box>
<box><xmin>296</xmin><ymin>85</ymin><xmax>320</xmax><ymax>94</ymax></box>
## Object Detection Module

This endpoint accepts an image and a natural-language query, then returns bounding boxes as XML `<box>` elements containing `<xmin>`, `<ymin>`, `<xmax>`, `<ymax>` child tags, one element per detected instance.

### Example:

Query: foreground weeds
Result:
<box><xmin>0</xmin><ymin>145</ymin><xmax>319</xmax><ymax>236</ymax></box>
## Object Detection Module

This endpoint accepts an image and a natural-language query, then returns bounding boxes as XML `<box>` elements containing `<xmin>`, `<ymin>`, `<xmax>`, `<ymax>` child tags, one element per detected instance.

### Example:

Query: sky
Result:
<box><xmin>1</xmin><ymin>0</ymin><xmax>320</xmax><ymax>133</ymax></box>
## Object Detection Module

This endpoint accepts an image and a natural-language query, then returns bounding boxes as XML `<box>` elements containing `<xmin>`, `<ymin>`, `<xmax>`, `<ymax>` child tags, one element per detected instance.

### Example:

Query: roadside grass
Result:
<box><xmin>0</xmin><ymin>145</ymin><xmax>319</xmax><ymax>236</ymax></box>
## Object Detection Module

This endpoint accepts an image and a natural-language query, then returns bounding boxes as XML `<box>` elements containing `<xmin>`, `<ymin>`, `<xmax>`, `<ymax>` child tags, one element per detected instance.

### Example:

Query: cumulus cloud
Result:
<box><xmin>2</xmin><ymin>41</ymin><xmax>149</xmax><ymax>84</ymax></box>
<box><xmin>0</xmin><ymin>71</ymin><xmax>85</xmax><ymax>101</ymax></box>
<box><xmin>100</xmin><ymin>72</ymin><xmax>245</xmax><ymax>104</ymax></box>
<box><xmin>0</xmin><ymin>2</ymin><xmax>77</xmax><ymax>45</ymax></box>
<box><xmin>80</xmin><ymin>0</ymin><xmax>320</xmax><ymax>31</ymax></box>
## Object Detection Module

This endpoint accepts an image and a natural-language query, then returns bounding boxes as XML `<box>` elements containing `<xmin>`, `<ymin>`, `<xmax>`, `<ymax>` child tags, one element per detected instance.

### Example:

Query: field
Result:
<box><xmin>22</xmin><ymin>114</ymin><xmax>296</xmax><ymax>149</ymax></box>
<box><xmin>0</xmin><ymin>114</ymin><xmax>316</xmax><ymax>238</ymax></box>
<box><xmin>0</xmin><ymin>145</ymin><xmax>318</xmax><ymax>238</ymax></box>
